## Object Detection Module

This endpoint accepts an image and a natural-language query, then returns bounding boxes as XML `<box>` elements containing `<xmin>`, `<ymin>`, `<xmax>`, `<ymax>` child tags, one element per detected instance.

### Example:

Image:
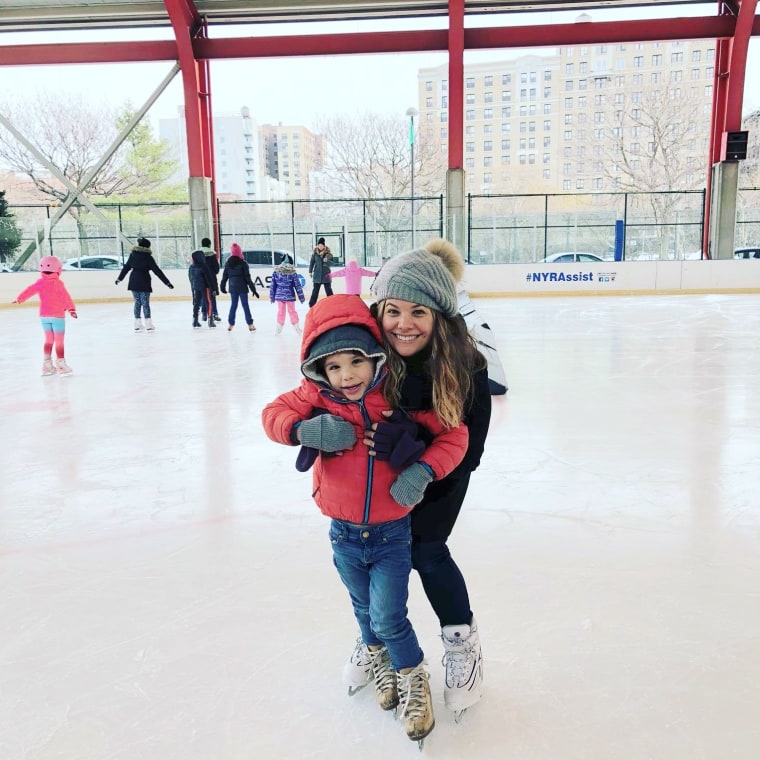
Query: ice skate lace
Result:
<box><xmin>369</xmin><ymin>648</ymin><xmax>396</xmax><ymax>692</ymax></box>
<box><xmin>397</xmin><ymin>665</ymin><xmax>430</xmax><ymax>718</ymax></box>
<box><xmin>350</xmin><ymin>638</ymin><xmax>371</xmax><ymax>668</ymax></box>
<box><xmin>441</xmin><ymin>640</ymin><xmax>475</xmax><ymax>686</ymax></box>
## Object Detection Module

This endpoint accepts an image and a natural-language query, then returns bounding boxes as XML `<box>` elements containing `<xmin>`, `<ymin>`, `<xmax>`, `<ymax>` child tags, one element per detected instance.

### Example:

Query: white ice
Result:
<box><xmin>1</xmin><ymin>294</ymin><xmax>759</xmax><ymax>760</ymax></box>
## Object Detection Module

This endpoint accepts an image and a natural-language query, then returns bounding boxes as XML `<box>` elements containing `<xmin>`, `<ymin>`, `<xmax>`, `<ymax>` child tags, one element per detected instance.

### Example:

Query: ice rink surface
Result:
<box><xmin>1</xmin><ymin>293</ymin><xmax>759</xmax><ymax>760</ymax></box>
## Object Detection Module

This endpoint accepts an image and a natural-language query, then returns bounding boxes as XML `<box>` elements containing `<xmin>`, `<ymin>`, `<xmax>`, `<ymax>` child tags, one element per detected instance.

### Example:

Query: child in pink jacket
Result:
<box><xmin>13</xmin><ymin>256</ymin><xmax>78</xmax><ymax>375</ymax></box>
<box><xmin>328</xmin><ymin>258</ymin><xmax>377</xmax><ymax>296</ymax></box>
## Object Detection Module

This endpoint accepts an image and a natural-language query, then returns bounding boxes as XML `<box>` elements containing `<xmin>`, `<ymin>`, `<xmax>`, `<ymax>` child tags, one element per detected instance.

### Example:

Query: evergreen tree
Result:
<box><xmin>0</xmin><ymin>190</ymin><xmax>22</xmax><ymax>266</ymax></box>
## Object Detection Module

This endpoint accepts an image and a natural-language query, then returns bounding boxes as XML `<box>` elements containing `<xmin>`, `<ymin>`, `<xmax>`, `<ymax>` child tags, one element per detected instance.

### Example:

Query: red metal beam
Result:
<box><xmin>6</xmin><ymin>16</ymin><xmax>760</xmax><ymax>67</ymax></box>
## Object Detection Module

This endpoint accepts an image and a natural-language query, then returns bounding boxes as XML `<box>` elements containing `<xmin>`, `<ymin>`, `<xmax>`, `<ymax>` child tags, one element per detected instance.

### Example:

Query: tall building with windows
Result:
<box><xmin>418</xmin><ymin>23</ymin><xmax>715</xmax><ymax>195</ymax></box>
<box><xmin>159</xmin><ymin>106</ymin><xmax>262</xmax><ymax>198</ymax></box>
<box><xmin>260</xmin><ymin>123</ymin><xmax>325</xmax><ymax>199</ymax></box>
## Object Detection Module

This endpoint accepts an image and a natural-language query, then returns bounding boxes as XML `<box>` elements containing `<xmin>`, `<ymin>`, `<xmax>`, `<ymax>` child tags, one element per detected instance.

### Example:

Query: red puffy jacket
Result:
<box><xmin>262</xmin><ymin>295</ymin><xmax>468</xmax><ymax>525</ymax></box>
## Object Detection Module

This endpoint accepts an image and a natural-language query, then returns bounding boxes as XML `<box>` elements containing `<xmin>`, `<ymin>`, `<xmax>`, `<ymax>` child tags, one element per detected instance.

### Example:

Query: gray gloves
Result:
<box><xmin>391</xmin><ymin>463</ymin><xmax>434</xmax><ymax>508</ymax></box>
<box><xmin>298</xmin><ymin>414</ymin><xmax>357</xmax><ymax>452</ymax></box>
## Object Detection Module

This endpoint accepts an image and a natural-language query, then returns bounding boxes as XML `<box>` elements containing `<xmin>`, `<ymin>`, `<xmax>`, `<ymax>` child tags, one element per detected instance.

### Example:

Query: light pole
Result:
<box><xmin>406</xmin><ymin>107</ymin><xmax>418</xmax><ymax>248</ymax></box>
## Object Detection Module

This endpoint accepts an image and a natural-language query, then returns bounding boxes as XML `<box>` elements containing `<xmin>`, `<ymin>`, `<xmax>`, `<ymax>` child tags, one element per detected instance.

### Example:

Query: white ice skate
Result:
<box><xmin>41</xmin><ymin>359</ymin><xmax>55</xmax><ymax>376</ymax></box>
<box><xmin>397</xmin><ymin>662</ymin><xmax>435</xmax><ymax>749</ymax></box>
<box><xmin>441</xmin><ymin>616</ymin><xmax>483</xmax><ymax>722</ymax></box>
<box><xmin>342</xmin><ymin>637</ymin><xmax>372</xmax><ymax>696</ymax></box>
<box><xmin>54</xmin><ymin>358</ymin><xmax>73</xmax><ymax>376</ymax></box>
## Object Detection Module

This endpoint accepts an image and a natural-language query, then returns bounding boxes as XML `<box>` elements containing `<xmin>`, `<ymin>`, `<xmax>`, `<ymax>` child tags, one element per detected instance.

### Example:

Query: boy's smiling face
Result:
<box><xmin>323</xmin><ymin>351</ymin><xmax>375</xmax><ymax>400</ymax></box>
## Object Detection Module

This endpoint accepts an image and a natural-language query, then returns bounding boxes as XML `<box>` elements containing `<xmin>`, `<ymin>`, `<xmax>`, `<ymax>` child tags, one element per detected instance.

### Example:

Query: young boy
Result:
<box><xmin>261</xmin><ymin>294</ymin><xmax>468</xmax><ymax>746</ymax></box>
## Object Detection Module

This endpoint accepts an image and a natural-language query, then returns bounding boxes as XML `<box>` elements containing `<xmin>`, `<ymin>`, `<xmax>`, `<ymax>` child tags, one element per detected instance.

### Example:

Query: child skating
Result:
<box><xmin>329</xmin><ymin>257</ymin><xmax>377</xmax><ymax>296</ymax></box>
<box><xmin>114</xmin><ymin>237</ymin><xmax>174</xmax><ymax>331</ymax></box>
<box><xmin>262</xmin><ymin>294</ymin><xmax>469</xmax><ymax>747</ymax></box>
<box><xmin>269</xmin><ymin>258</ymin><xmax>305</xmax><ymax>335</ymax></box>
<box><xmin>188</xmin><ymin>250</ymin><xmax>218</xmax><ymax>329</ymax></box>
<box><xmin>13</xmin><ymin>256</ymin><xmax>78</xmax><ymax>375</ymax></box>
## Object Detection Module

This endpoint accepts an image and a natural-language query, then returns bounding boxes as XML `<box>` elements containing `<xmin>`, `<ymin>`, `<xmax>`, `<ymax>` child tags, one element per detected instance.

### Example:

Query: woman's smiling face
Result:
<box><xmin>380</xmin><ymin>299</ymin><xmax>435</xmax><ymax>357</ymax></box>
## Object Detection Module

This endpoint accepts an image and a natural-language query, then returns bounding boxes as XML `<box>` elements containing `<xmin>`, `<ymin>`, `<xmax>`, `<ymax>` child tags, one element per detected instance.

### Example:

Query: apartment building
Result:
<box><xmin>160</xmin><ymin>106</ymin><xmax>262</xmax><ymax>198</ymax></box>
<box><xmin>259</xmin><ymin>123</ymin><xmax>326</xmax><ymax>200</ymax></box>
<box><xmin>418</xmin><ymin>25</ymin><xmax>715</xmax><ymax>195</ymax></box>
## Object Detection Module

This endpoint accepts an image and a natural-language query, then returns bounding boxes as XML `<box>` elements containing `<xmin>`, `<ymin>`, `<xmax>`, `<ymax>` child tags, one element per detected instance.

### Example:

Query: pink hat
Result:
<box><xmin>230</xmin><ymin>243</ymin><xmax>243</xmax><ymax>259</ymax></box>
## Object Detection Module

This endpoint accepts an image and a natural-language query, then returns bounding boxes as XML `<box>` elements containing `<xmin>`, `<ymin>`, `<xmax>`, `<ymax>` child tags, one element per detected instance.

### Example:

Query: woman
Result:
<box><xmin>308</xmin><ymin>237</ymin><xmax>334</xmax><ymax>307</ymax></box>
<box><xmin>115</xmin><ymin>237</ymin><xmax>174</xmax><ymax>331</ymax></box>
<box><xmin>344</xmin><ymin>237</ymin><xmax>492</xmax><ymax>719</ymax></box>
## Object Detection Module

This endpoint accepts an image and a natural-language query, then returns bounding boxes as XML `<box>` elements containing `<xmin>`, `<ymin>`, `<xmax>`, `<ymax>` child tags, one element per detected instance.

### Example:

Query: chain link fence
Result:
<box><xmin>4</xmin><ymin>189</ymin><xmax>759</xmax><ymax>270</ymax></box>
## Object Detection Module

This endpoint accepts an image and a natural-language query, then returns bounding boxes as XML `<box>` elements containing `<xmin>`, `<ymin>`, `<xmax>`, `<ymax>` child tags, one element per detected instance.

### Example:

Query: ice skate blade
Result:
<box><xmin>346</xmin><ymin>684</ymin><xmax>367</xmax><ymax>697</ymax></box>
<box><xmin>454</xmin><ymin>708</ymin><xmax>467</xmax><ymax>724</ymax></box>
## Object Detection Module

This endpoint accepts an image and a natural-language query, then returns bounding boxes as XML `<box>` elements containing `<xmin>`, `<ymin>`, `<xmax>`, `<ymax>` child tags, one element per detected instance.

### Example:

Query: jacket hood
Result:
<box><xmin>276</xmin><ymin>262</ymin><xmax>296</xmax><ymax>275</ymax></box>
<box><xmin>300</xmin><ymin>295</ymin><xmax>386</xmax><ymax>386</ymax></box>
<box><xmin>130</xmin><ymin>244</ymin><xmax>152</xmax><ymax>255</ymax></box>
<box><xmin>191</xmin><ymin>250</ymin><xmax>205</xmax><ymax>265</ymax></box>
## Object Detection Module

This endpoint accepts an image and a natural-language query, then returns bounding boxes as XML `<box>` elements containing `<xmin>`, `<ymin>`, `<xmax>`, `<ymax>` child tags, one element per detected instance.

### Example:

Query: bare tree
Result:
<box><xmin>589</xmin><ymin>83</ymin><xmax>709</xmax><ymax>258</ymax></box>
<box><xmin>740</xmin><ymin>108</ymin><xmax>760</xmax><ymax>186</ymax></box>
<box><xmin>316</xmin><ymin>111</ymin><xmax>446</xmax><ymax>234</ymax></box>
<box><xmin>0</xmin><ymin>92</ymin><xmax>182</xmax><ymax>253</ymax></box>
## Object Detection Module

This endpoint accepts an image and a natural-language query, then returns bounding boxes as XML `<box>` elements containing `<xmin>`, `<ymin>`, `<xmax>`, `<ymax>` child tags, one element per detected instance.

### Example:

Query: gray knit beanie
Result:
<box><xmin>371</xmin><ymin>238</ymin><xmax>464</xmax><ymax>317</ymax></box>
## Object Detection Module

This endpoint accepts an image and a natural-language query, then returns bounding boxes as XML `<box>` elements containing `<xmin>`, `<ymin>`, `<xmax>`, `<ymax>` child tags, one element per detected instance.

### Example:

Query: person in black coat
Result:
<box><xmin>220</xmin><ymin>242</ymin><xmax>259</xmax><ymax>331</ymax></box>
<box><xmin>308</xmin><ymin>237</ymin><xmax>334</xmax><ymax>307</ymax></box>
<box><xmin>200</xmin><ymin>236</ymin><xmax>221</xmax><ymax>322</ymax></box>
<box><xmin>188</xmin><ymin>250</ymin><xmax>218</xmax><ymax>329</ymax></box>
<box><xmin>115</xmin><ymin>237</ymin><xmax>174</xmax><ymax>331</ymax></box>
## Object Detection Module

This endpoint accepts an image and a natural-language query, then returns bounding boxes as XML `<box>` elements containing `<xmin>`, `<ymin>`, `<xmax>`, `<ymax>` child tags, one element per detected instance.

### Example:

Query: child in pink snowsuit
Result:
<box><xmin>328</xmin><ymin>258</ymin><xmax>377</xmax><ymax>296</ymax></box>
<box><xmin>13</xmin><ymin>256</ymin><xmax>78</xmax><ymax>375</ymax></box>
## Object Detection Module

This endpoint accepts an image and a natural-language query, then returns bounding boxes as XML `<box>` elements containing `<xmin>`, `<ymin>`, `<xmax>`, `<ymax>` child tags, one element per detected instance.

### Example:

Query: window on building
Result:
<box><xmin>520</xmin><ymin>105</ymin><xmax>527</xmax><ymax>116</ymax></box>
<box><xmin>502</xmin><ymin>73</ymin><xmax>512</xmax><ymax>85</ymax></box>
<box><xmin>566</xmin><ymin>63</ymin><xmax>574</xmax><ymax>75</ymax></box>
<box><xmin>484</xmin><ymin>75</ymin><xmax>493</xmax><ymax>86</ymax></box>
<box><xmin>484</xmin><ymin>124</ymin><xmax>493</xmax><ymax>135</ymax></box>
<box><xmin>442</xmin><ymin>79</ymin><xmax>448</xmax><ymax>91</ymax></box>
<box><xmin>565</xmin><ymin>80</ymin><xmax>574</xmax><ymax>91</ymax></box>
<box><xmin>466</xmin><ymin>77</ymin><xmax>475</xmax><ymax>88</ymax></box>
<box><xmin>521</xmin><ymin>72</ymin><xmax>528</xmax><ymax>83</ymax></box>
<box><xmin>578</xmin><ymin>96</ymin><xmax>587</xmax><ymax>108</ymax></box>
<box><xmin>529</xmin><ymin>137</ymin><xmax>536</xmax><ymax>149</ymax></box>
<box><xmin>520</xmin><ymin>122</ymin><xmax>527</xmax><ymax>133</ymax></box>
<box><xmin>544</xmin><ymin>103</ymin><xmax>552</xmax><ymax>114</ymax></box>
<box><xmin>484</xmin><ymin>173</ymin><xmax>492</xmax><ymax>183</ymax></box>
<box><xmin>502</xmin><ymin>90</ymin><xmax>511</xmax><ymax>102</ymax></box>
<box><xmin>426</xmin><ymin>97</ymin><xmax>433</xmax><ymax>108</ymax></box>
<box><xmin>484</xmin><ymin>140</ymin><xmax>493</xmax><ymax>151</ymax></box>
<box><xmin>544</xmin><ymin>70</ymin><xmax>552</xmax><ymax>81</ymax></box>
<box><xmin>440</xmin><ymin>112</ymin><xmax>448</xmax><ymax>122</ymax></box>
<box><xmin>576</xmin><ymin>178</ymin><xmax>585</xmax><ymax>189</ymax></box>
<box><xmin>425</xmin><ymin>81</ymin><xmax>433</xmax><ymax>91</ymax></box>
<box><xmin>543</xmin><ymin>152</ymin><xmax>551</xmax><ymax>164</ymax></box>
<box><xmin>441</xmin><ymin>127</ymin><xmax>448</xmax><ymax>138</ymax></box>
<box><xmin>502</xmin><ymin>154</ymin><xmax>511</xmax><ymax>164</ymax></box>
<box><xmin>544</xmin><ymin>136</ymin><xmax>551</xmax><ymax>147</ymax></box>
<box><xmin>484</xmin><ymin>156</ymin><xmax>492</xmax><ymax>167</ymax></box>
<box><xmin>564</xmin><ymin>130</ymin><xmax>572</xmax><ymax>140</ymax></box>
<box><xmin>466</xmin><ymin>142</ymin><xmax>475</xmax><ymax>153</ymax></box>
<box><xmin>502</xmin><ymin>123</ymin><xmax>511</xmax><ymax>133</ymax></box>
<box><xmin>484</xmin><ymin>108</ymin><xmax>493</xmax><ymax>119</ymax></box>
<box><xmin>484</xmin><ymin>92</ymin><xmax>493</xmax><ymax>103</ymax></box>
<box><xmin>565</xmin><ymin>97</ymin><xmax>573</xmax><ymax>108</ymax></box>
<box><xmin>652</xmin><ymin>54</ymin><xmax>662</xmax><ymax>66</ymax></box>
<box><xmin>502</xmin><ymin>106</ymin><xmax>511</xmax><ymax>118</ymax></box>
<box><xmin>707</xmin><ymin>48</ymin><xmax>715</xmax><ymax>61</ymax></box>
<box><xmin>563</xmin><ymin>162</ymin><xmax>571</xmax><ymax>174</ymax></box>
<box><xmin>671</xmin><ymin>70</ymin><xmax>682</xmax><ymax>82</ymax></box>
<box><xmin>501</xmin><ymin>139</ymin><xmax>511</xmax><ymax>150</ymax></box>
<box><xmin>672</xmin><ymin>52</ymin><xmax>683</xmax><ymax>63</ymax></box>
<box><xmin>520</xmin><ymin>88</ymin><xmax>528</xmax><ymax>100</ymax></box>
<box><xmin>564</xmin><ymin>114</ymin><xmax>573</xmax><ymax>124</ymax></box>
<box><xmin>466</xmin><ymin>126</ymin><xmax>475</xmax><ymax>136</ymax></box>
<box><xmin>441</xmin><ymin>96</ymin><xmax>448</xmax><ymax>107</ymax></box>
<box><xmin>520</xmin><ymin>138</ymin><xmax>526</xmax><ymax>150</ymax></box>
<box><xmin>466</xmin><ymin>94</ymin><xmax>475</xmax><ymax>104</ymax></box>
<box><xmin>544</xmin><ymin>119</ymin><xmax>551</xmax><ymax>131</ymax></box>
<box><xmin>519</xmin><ymin>155</ymin><xmax>527</xmax><ymax>165</ymax></box>
<box><xmin>634</xmin><ymin>56</ymin><xmax>643</xmax><ymax>67</ymax></box>
<box><xmin>706</xmin><ymin>66</ymin><xmax>714</xmax><ymax>78</ymax></box>
<box><xmin>563</xmin><ymin>179</ymin><xmax>572</xmax><ymax>190</ymax></box>
<box><xmin>466</xmin><ymin>110</ymin><xmax>475</xmax><ymax>120</ymax></box>
<box><xmin>544</xmin><ymin>87</ymin><xmax>551</xmax><ymax>98</ymax></box>
<box><xmin>465</xmin><ymin>157</ymin><xmax>475</xmax><ymax>168</ymax></box>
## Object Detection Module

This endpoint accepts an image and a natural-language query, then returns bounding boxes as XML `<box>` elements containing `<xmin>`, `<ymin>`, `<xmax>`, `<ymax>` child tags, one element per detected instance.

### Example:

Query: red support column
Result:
<box><xmin>448</xmin><ymin>0</ymin><xmax>465</xmax><ymax>171</ymax></box>
<box><xmin>703</xmin><ymin>0</ymin><xmax>757</xmax><ymax>257</ymax></box>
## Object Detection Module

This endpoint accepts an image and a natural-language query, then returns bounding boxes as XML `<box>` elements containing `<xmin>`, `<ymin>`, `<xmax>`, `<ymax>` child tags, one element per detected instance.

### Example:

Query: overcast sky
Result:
<box><xmin>2</xmin><ymin>4</ymin><xmax>759</xmax><ymax>131</ymax></box>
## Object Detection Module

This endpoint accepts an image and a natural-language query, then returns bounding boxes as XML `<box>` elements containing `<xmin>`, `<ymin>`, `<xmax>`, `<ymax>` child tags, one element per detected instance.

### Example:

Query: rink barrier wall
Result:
<box><xmin>1</xmin><ymin>260</ymin><xmax>759</xmax><ymax>308</ymax></box>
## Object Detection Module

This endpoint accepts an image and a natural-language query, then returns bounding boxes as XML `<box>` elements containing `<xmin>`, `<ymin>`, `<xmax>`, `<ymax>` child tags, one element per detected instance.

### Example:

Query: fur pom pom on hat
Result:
<box><xmin>371</xmin><ymin>237</ymin><xmax>463</xmax><ymax>317</ymax></box>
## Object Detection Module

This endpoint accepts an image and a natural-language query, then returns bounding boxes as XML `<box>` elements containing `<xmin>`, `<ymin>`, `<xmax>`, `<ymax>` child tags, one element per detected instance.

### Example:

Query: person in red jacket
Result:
<box><xmin>262</xmin><ymin>294</ymin><xmax>468</xmax><ymax>747</ymax></box>
<box><xmin>13</xmin><ymin>255</ymin><xmax>78</xmax><ymax>375</ymax></box>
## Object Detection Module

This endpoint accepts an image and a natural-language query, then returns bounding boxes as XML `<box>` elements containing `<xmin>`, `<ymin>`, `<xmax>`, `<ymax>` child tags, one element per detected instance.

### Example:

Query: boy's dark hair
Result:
<box><xmin>201</xmin><ymin>237</ymin><xmax>212</xmax><ymax>247</ymax></box>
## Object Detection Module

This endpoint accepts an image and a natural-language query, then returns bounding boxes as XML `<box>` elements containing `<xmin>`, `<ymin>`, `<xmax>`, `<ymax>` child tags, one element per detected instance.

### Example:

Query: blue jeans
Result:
<box><xmin>228</xmin><ymin>292</ymin><xmax>252</xmax><ymax>326</ymax></box>
<box><xmin>330</xmin><ymin>515</ymin><xmax>423</xmax><ymax>671</ymax></box>
<box><xmin>132</xmin><ymin>291</ymin><xmax>150</xmax><ymax>318</ymax></box>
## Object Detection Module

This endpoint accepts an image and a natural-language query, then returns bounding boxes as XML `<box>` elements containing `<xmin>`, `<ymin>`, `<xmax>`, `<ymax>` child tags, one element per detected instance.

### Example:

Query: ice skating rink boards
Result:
<box><xmin>1</xmin><ymin>294</ymin><xmax>758</xmax><ymax>760</ymax></box>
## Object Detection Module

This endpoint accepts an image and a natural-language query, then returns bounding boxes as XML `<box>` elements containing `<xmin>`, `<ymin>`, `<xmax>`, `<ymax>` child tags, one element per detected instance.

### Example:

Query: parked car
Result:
<box><xmin>221</xmin><ymin>248</ymin><xmax>305</xmax><ymax>268</ymax></box>
<box><xmin>734</xmin><ymin>247</ymin><xmax>760</xmax><ymax>259</ymax></box>
<box><xmin>540</xmin><ymin>252</ymin><xmax>606</xmax><ymax>263</ymax></box>
<box><xmin>62</xmin><ymin>255</ymin><xmax>122</xmax><ymax>270</ymax></box>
